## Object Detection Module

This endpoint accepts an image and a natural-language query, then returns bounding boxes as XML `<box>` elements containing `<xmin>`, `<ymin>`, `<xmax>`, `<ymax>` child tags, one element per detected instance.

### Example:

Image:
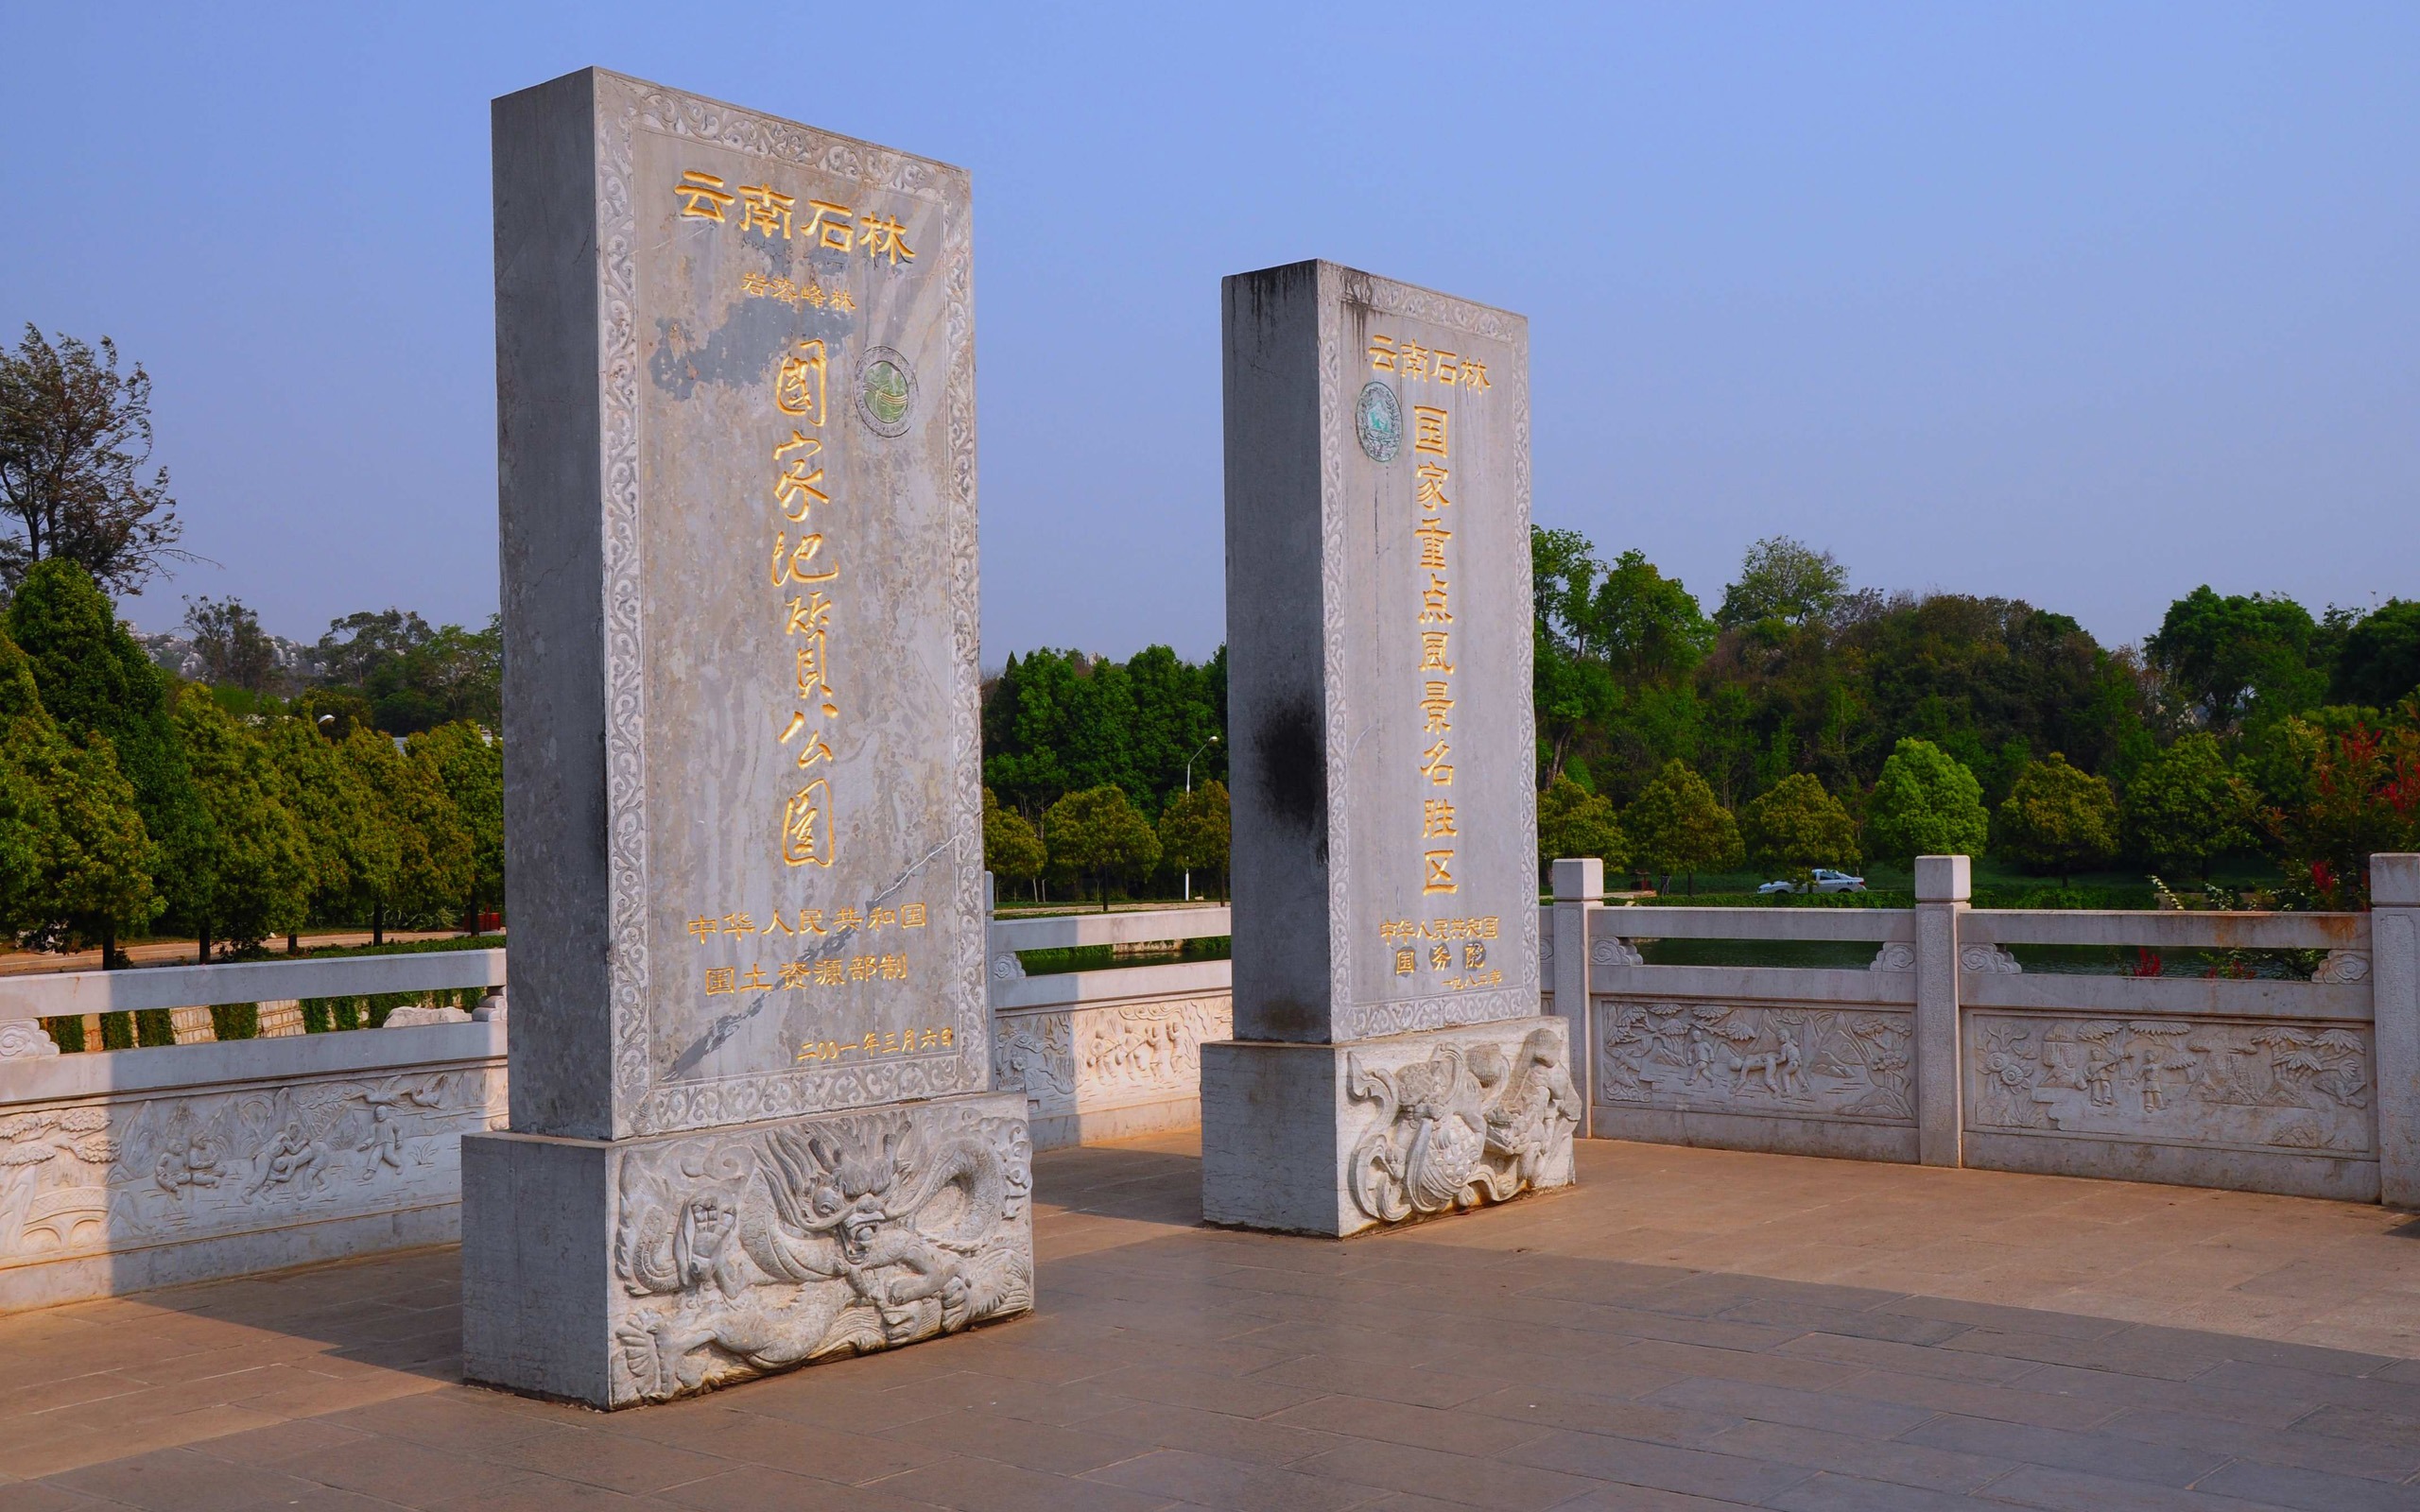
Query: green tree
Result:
<box><xmin>1536</xmin><ymin>775</ymin><xmax>1627</xmax><ymax>884</ymax></box>
<box><xmin>1739</xmin><ymin>773</ymin><xmax>1859</xmax><ymax>880</ymax></box>
<box><xmin>0</xmin><ymin>325</ymin><xmax>188</xmax><ymax>593</ymax></box>
<box><xmin>257</xmin><ymin>714</ymin><xmax>378</xmax><ymax>948</ymax></box>
<box><xmin>409</xmin><ymin>721</ymin><xmax>505</xmax><ymax>926</ymax></box>
<box><xmin>1716</xmin><ymin>536</ymin><xmax>1847</xmax><ymax>631</ymax></box>
<box><xmin>2147</xmin><ymin>586</ymin><xmax>2327</xmax><ymax>731</ymax></box>
<box><xmin>982</xmin><ymin>787</ymin><xmax>1046</xmax><ymax>898</ymax></box>
<box><xmin>0</xmin><ymin>624</ymin><xmax>157</xmax><ymax>959</ymax></box>
<box><xmin>1043</xmin><ymin>784</ymin><xmax>1161</xmax><ymax>910</ymax></box>
<box><xmin>1597</xmin><ymin>550</ymin><xmax>1714</xmax><ymax>686</ymax></box>
<box><xmin>1156</xmin><ymin>780</ymin><xmax>1232</xmax><ymax>900</ymax></box>
<box><xmin>6</xmin><ymin>558</ymin><xmax>209</xmax><ymax>936</ymax></box>
<box><xmin>2335</xmin><ymin>600</ymin><xmax>2420</xmax><ymax>710</ymax></box>
<box><xmin>1866</xmin><ymin>737</ymin><xmax>1990</xmax><ymax>868</ymax></box>
<box><xmin>1996</xmin><ymin>753</ymin><xmax>2120</xmax><ymax>884</ymax></box>
<box><xmin>183</xmin><ymin>594</ymin><xmax>282</xmax><ymax>694</ymax></box>
<box><xmin>314</xmin><ymin>609</ymin><xmax>502</xmax><ymax>733</ymax></box>
<box><xmin>2121</xmin><ymin>732</ymin><xmax>2251</xmax><ymax>882</ymax></box>
<box><xmin>333</xmin><ymin>726</ymin><xmax>473</xmax><ymax>942</ymax></box>
<box><xmin>170</xmin><ymin>685</ymin><xmax>311</xmax><ymax>956</ymax></box>
<box><xmin>1622</xmin><ymin>759</ymin><xmax>1741</xmax><ymax>894</ymax></box>
<box><xmin>982</xmin><ymin>645</ymin><xmax>1224</xmax><ymax>816</ymax></box>
<box><xmin>2257</xmin><ymin>713</ymin><xmax>2420</xmax><ymax>907</ymax></box>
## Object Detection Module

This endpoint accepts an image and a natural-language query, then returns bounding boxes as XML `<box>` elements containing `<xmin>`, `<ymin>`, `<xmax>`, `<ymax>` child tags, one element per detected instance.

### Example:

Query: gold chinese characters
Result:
<box><xmin>1370</xmin><ymin>335</ymin><xmax>1490</xmax><ymax>392</ymax></box>
<box><xmin>760</xmin><ymin>333</ymin><xmax>845</xmax><ymax>868</ymax></box>
<box><xmin>675</xmin><ymin>171</ymin><xmax>916</xmax><ymax>265</ymax></box>
<box><xmin>797</xmin><ymin>1025</ymin><xmax>955</xmax><ymax>1063</ymax></box>
<box><xmin>1409</xmin><ymin>401</ymin><xmax>1459</xmax><ymax>898</ymax></box>
<box><xmin>686</xmin><ymin>903</ymin><xmax>930</xmax><ymax>941</ymax></box>
<box><xmin>1379</xmin><ymin>916</ymin><xmax>1504</xmax><ymax>987</ymax></box>
<box><xmin>705</xmin><ymin>954</ymin><xmax>908</xmax><ymax>996</ymax></box>
<box><xmin>742</xmin><ymin>272</ymin><xmax>857</xmax><ymax>313</ymax></box>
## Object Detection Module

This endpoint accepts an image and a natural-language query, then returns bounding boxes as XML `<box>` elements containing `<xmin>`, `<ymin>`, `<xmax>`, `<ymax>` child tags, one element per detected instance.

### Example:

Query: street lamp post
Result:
<box><xmin>1182</xmin><ymin>734</ymin><xmax>1219</xmax><ymax>902</ymax></box>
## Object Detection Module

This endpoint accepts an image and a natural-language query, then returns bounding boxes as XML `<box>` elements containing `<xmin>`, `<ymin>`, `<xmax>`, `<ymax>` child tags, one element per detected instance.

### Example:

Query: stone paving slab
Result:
<box><xmin>6</xmin><ymin>1135</ymin><xmax>2420</xmax><ymax>1508</ymax></box>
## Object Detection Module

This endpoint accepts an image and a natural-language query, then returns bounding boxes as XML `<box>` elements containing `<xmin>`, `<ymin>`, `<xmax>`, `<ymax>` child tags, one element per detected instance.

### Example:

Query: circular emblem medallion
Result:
<box><xmin>1356</xmin><ymin>380</ymin><xmax>1402</xmax><ymax>463</ymax></box>
<box><xmin>855</xmin><ymin>347</ymin><xmax>917</xmax><ymax>438</ymax></box>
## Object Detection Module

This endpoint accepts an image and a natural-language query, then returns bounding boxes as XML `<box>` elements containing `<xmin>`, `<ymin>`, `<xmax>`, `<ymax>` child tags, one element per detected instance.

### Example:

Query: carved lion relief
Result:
<box><xmin>608</xmin><ymin>1104</ymin><xmax>1031</xmax><ymax>1404</ymax></box>
<box><xmin>1599</xmin><ymin>1001</ymin><xmax>1914</xmax><ymax>1123</ymax></box>
<box><xmin>1344</xmin><ymin>1026</ymin><xmax>1578</xmax><ymax>1224</ymax></box>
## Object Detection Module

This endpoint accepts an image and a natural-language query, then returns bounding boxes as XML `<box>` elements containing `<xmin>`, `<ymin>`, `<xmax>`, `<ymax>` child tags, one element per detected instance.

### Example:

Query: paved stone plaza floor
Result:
<box><xmin>9</xmin><ymin>1135</ymin><xmax>2420</xmax><ymax>1510</ymax></box>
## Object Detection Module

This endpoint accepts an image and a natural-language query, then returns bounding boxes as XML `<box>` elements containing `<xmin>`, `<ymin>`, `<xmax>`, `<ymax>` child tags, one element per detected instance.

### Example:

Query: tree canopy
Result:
<box><xmin>1865</xmin><ymin>738</ymin><xmax>1990</xmax><ymax>868</ymax></box>
<box><xmin>983</xmin><ymin>645</ymin><xmax>1224</xmax><ymax>819</ymax></box>
<box><xmin>1156</xmin><ymin>780</ymin><xmax>1232</xmax><ymax>895</ymax></box>
<box><xmin>2121</xmin><ymin>732</ymin><xmax>2250</xmax><ymax>882</ymax></box>
<box><xmin>1623</xmin><ymin>760</ymin><xmax>1741</xmax><ymax>889</ymax></box>
<box><xmin>982</xmin><ymin>787</ymin><xmax>1046</xmax><ymax>890</ymax></box>
<box><xmin>1739</xmin><ymin>773</ymin><xmax>1859</xmax><ymax>879</ymax></box>
<box><xmin>0</xmin><ymin>325</ymin><xmax>189</xmax><ymax>594</ymax></box>
<box><xmin>1996</xmin><ymin>754</ymin><xmax>2120</xmax><ymax>884</ymax></box>
<box><xmin>1044</xmin><ymin>784</ymin><xmax>1162</xmax><ymax>909</ymax></box>
<box><xmin>1536</xmin><ymin>775</ymin><xmax>1627</xmax><ymax>882</ymax></box>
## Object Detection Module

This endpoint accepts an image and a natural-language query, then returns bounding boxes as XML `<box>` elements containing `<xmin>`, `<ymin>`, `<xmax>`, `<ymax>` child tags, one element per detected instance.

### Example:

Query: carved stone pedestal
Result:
<box><xmin>1201</xmin><ymin>1018</ymin><xmax>1578</xmax><ymax>1238</ymax></box>
<box><xmin>462</xmin><ymin>1091</ymin><xmax>1032</xmax><ymax>1408</ymax></box>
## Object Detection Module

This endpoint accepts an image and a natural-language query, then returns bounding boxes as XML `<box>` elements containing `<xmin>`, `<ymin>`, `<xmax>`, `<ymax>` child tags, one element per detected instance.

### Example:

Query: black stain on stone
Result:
<box><xmin>647</xmin><ymin>261</ymin><xmax>854</xmax><ymax>401</ymax></box>
<box><xmin>1255</xmin><ymin>695</ymin><xmax>1326</xmax><ymax>866</ymax></box>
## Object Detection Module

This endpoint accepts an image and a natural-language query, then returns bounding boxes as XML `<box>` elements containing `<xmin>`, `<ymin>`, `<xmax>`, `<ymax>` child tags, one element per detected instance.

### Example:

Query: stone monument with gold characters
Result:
<box><xmin>460</xmin><ymin>68</ymin><xmax>1030</xmax><ymax>1408</ymax></box>
<box><xmin>1201</xmin><ymin>261</ymin><xmax>1578</xmax><ymax>1237</ymax></box>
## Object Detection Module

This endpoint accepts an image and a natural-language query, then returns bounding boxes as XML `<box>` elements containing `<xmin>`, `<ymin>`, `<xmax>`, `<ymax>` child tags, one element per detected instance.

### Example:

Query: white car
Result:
<box><xmin>1757</xmin><ymin>868</ymin><xmax>1866</xmax><ymax>895</ymax></box>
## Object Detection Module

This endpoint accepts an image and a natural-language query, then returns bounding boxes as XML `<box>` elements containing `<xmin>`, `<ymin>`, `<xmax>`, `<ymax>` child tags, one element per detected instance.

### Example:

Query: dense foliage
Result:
<box><xmin>0</xmin><ymin>561</ymin><xmax>500</xmax><ymax>960</ymax></box>
<box><xmin>968</xmin><ymin>530</ymin><xmax>2415</xmax><ymax>904</ymax></box>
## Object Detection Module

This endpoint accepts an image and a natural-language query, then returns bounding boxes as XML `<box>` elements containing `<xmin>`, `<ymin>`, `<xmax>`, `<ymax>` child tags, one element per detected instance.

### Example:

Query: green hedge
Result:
<box><xmin>1623</xmin><ymin>884</ymin><xmax>2155</xmax><ymax>911</ymax></box>
<box><xmin>301</xmin><ymin>986</ymin><xmax>485</xmax><ymax>1033</ymax></box>
<box><xmin>1014</xmin><ymin>936</ymin><xmax>1231</xmax><ymax>976</ymax></box>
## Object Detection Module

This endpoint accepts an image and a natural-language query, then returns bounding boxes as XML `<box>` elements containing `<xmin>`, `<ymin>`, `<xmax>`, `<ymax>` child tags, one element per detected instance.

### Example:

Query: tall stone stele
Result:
<box><xmin>461</xmin><ymin>68</ymin><xmax>1030</xmax><ymax>1408</ymax></box>
<box><xmin>1202</xmin><ymin>261</ymin><xmax>1578</xmax><ymax>1236</ymax></box>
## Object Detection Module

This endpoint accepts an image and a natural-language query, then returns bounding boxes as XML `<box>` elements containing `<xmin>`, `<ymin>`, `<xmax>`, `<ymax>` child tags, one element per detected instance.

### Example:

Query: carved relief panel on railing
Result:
<box><xmin>0</xmin><ymin>1068</ymin><xmax>507</xmax><ymax>1262</ymax></box>
<box><xmin>1965</xmin><ymin>1012</ymin><xmax>2375</xmax><ymax>1156</ymax></box>
<box><xmin>1598</xmin><ymin>1000</ymin><xmax>1915</xmax><ymax>1124</ymax></box>
<box><xmin>991</xmin><ymin>998</ymin><xmax>1234</xmax><ymax>1118</ymax></box>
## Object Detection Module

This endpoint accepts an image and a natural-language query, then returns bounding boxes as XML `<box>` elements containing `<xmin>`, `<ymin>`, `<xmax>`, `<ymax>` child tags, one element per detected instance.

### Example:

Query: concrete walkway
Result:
<box><xmin>6</xmin><ymin>1136</ymin><xmax>2420</xmax><ymax>1509</ymax></box>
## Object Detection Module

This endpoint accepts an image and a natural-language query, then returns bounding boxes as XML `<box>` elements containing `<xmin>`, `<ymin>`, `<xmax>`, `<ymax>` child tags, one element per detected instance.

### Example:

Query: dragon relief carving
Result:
<box><xmin>1599</xmin><ymin>1002</ymin><xmax>1915</xmax><ymax>1122</ymax></box>
<box><xmin>1967</xmin><ymin>1014</ymin><xmax>2374</xmax><ymax>1153</ymax></box>
<box><xmin>609</xmin><ymin>1107</ymin><xmax>1031</xmax><ymax>1403</ymax></box>
<box><xmin>1344</xmin><ymin>1027</ymin><xmax>1578</xmax><ymax>1225</ymax></box>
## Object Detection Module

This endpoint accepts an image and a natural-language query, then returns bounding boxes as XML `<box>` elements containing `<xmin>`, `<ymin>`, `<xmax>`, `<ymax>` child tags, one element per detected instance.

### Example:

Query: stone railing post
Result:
<box><xmin>2374</xmin><ymin>853</ymin><xmax>2420</xmax><ymax>1207</ymax></box>
<box><xmin>1914</xmin><ymin>854</ymin><xmax>1970</xmax><ymax>1168</ymax></box>
<box><xmin>1550</xmin><ymin>858</ymin><xmax>1604</xmax><ymax>1138</ymax></box>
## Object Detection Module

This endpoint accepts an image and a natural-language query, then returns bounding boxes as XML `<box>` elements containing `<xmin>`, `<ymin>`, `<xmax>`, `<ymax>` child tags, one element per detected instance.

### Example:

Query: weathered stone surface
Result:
<box><xmin>463</xmin><ymin>1091</ymin><xmax>1030</xmax><ymax>1406</ymax></box>
<box><xmin>994</xmin><ymin>994</ymin><xmax>1232</xmax><ymax>1150</ymax></box>
<box><xmin>1219</xmin><ymin>261</ymin><xmax>1537</xmax><ymax>1046</ymax></box>
<box><xmin>1201</xmin><ymin>1019</ymin><xmax>1578</xmax><ymax>1237</ymax></box>
<box><xmin>1208</xmin><ymin>260</ymin><xmax>1551</xmax><ymax>1234</ymax></box>
<box><xmin>491</xmin><ymin>67</ymin><xmax>986</xmax><ymax>1143</ymax></box>
<box><xmin>472</xmin><ymin>66</ymin><xmax>1024</xmax><ymax>1404</ymax></box>
<box><xmin>0</xmin><ymin>1023</ymin><xmax>506</xmax><ymax>1312</ymax></box>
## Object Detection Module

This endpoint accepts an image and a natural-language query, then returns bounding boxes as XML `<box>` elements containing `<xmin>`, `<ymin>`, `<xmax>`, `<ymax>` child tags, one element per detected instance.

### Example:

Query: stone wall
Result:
<box><xmin>1544</xmin><ymin>852</ymin><xmax>2420</xmax><ymax>1207</ymax></box>
<box><xmin>0</xmin><ymin>1022</ymin><xmax>507</xmax><ymax>1312</ymax></box>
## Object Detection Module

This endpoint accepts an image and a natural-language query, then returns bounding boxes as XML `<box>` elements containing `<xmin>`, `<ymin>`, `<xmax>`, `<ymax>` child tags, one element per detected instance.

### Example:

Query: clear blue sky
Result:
<box><xmin>3</xmin><ymin>3</ymin><xmax>2413</xmax><ymax>661</ymax></box>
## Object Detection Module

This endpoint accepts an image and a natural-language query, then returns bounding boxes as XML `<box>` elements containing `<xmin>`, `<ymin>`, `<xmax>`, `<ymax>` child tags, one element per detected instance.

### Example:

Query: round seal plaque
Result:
<box><xmin>1355</xmin><ymin>380</ymin><xmax>1402</xmax><ymax>463</ymax></box>
<box><xmin>855</xmin><ymin>347</ymin><xmax>917</xmax><ymax>438</ymax></box>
